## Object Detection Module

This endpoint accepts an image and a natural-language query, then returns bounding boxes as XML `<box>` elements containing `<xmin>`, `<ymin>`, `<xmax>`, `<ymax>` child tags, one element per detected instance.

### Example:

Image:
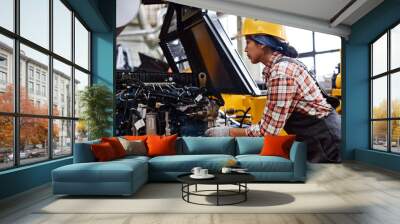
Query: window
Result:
<box><xmin>286</xmin><ymin>27</ymin><xmax>313</xmax><ymax>54</ymax></box>
<box><xmin>28</xmin><ymin>67</ymin><xmax>34</xmax><ymax>80</ymax></box>
<box><xmin>53</xmin><ymin>0</ymin><xmax>72</xmax><ymax>60</ymax></box>
<box><xmin>0</xmin><ymin>35</ymin><xmax>13</xmax><ymax>113</ymax></box>
<box><xmin>370</xmin><ymin>23</ymin><xmax>400</xmax><ymax>154</ymax></box>
<box><xmin>74</xmin><ymin>69</ymin><xmax>89</xmax><ymax>119</ymax></box>
<box><xmin>53</xmin><ymin>119</ymin><xmax>72</xmax><ymax>158</ymax></box>
<box><xmin>287</xmin><ymin>29</ymin><xmax>341</xmax><ymax>84</ymax></box>
<box><xmin>0</xmin><ymin>116</ymin><xmax>13</xmax><ymax>170</ymax></box>
<box><xmin>19</xmin><ymin>117</ymin><xmax>49</xmax><ymax>165</ymax></box>
<box><xmin>0</xmin><ymin>55</ymin><xmax>7</xmax><ymax>67</ymax></box>
<box><xmin>36</xmin><ymin>83</ymin><xmax>40</xmax><ymax>95</ymax></box>
<box><xmin>54</xmin><ymin>89</ymin><xmax>58</xmax><ymax>105</ymax></box>
<box><xmin>391</xmin><ymin>24</ymin><xmax>400</xmax><ymax>70</ymax></box>
<box><xmin>0</xmin><ymin>54</ymin><xmax>7</xmax><ymax>89</ymax></box>
<box><xmin>21</xmin><ymin>45</ymin><xmax>49</xmax><ymax>117</ymax></box>
<box><xmin>20</xmin><ymin>0</ymin><xmax>49</xmax><ymax>49</ymax></box>
<box><xmin>0</xmin><ymin>72</ymin><xmax>7</xmax><ymax>85</ymax></box>
<box><xmin>35</xmin><ymin>70</ymin><xmax>41</xmax><ymax>81</ymax></box>
<box><xmin>28</xmin><ymin>81</ymin><xmax>34</xmax><ymax>94</ymax></box>
<box><xmin>0</xmin><ymin>1</ymin><xmax>91</xmax><ymax>170</ymax></box>
<box><xmin>0</xmin><ymin>0</ymin><xmax>14</xmax><ymax>32</ymax></box>
<box><xmin>75</xmin><ymin>17</ymin><xmax>89</xmax><ymax>70</ymax></box>
<box><xmin>41</xmin><ymin>85</ymin><xmax>46</xmax><ymax>97</ymax></box>
<box><xmin>0</xmin><ymin>54</ymin><xmax>8</xmax><ymax>89</ymax></box>
<box><xmin>53</xmin><ymin>59</ymin><xmax>72</xmax><ymax>117</ymax></box>
<box><xmin>165</xmin><ymin>39</ymin><xmax>192</xmax><ymax>73</ymax></box>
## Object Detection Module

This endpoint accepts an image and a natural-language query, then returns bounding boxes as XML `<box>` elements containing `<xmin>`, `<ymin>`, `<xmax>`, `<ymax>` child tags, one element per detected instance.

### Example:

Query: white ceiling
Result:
<box><xmin>166</xmin><ymin>0</ymin><xmax>384</xmax><ymax>38</ymax></box>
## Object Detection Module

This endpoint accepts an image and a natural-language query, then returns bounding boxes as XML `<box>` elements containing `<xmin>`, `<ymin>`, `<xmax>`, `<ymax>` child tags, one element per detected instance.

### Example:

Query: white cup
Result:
<box><xmin>191</xmin><ymin>167</ymin><xmax>202</xmax><ymax>176</ymax></box>
<box><xmin>200</xmin><ymin>169</ymin><xmax>208</xmax><ymax>176</ymax></box>
<box><xmin>221</xmin><ymin>167</ymin><xmax>232</xmax><ymax>174</ymax></box>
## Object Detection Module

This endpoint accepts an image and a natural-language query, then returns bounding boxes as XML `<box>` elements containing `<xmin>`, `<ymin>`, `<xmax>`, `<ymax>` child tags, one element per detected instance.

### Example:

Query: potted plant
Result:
<box><xmin>79</xmin><ymin>84</ymin><xmax>113</xmax><ymax>140</ymax></box>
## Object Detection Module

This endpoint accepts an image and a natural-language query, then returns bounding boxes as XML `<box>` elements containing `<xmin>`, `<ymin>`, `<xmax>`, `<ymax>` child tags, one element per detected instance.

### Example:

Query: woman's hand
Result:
<box><xmin>204</xmin><ymin>127</ymin><xmax>231</xmax><ymax>137</ymax></box>
<box><xmin>204</xmin><ymin>127</ymin><xmax>248</xmax><ymax>137</ymax></box>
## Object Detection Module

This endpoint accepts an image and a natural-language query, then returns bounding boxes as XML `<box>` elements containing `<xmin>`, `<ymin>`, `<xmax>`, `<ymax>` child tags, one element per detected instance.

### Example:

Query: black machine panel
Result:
<box><xmin>159</xmin><ymin>3</ymin><xmax>264</xmax><ymax>96</ymax></box>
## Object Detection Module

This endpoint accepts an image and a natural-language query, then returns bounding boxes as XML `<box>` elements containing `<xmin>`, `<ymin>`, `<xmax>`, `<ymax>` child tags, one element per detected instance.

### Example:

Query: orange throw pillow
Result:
<box><xmin>101</xmin><ymin>137</ymin><xmax>126</xmax><ymax>158</ymax></box>
<box><xmin>146</xmin><ymin>134</ymin><xmax>178</xmax><ymax>157</ymax></box>
<box><xmin>91</xmin><ymin>142</ymin><xmax>117</xmax><ymax>161</ymax></box>
<box><xmin>260</xmin><ymin>135</ymin><xmax>296</xmax><ymax>159</ymax></box>
<box><xmin>124</xmin><ymin>135</ymin><xmax>147</xmax><ymax>141</ymax></box>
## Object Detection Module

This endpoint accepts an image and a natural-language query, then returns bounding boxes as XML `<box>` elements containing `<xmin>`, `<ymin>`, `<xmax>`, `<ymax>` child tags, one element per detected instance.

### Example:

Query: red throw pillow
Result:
<box><xmin>146</xmin><ymin>134</ymin><xmax>178</xmax><ymax>157</ymax></box>
<box><xmin>260</xmin><ymin>135</ymin><xmax>296</xmax><ymax>159</ymax></box>
<box><xmin>101</xmin><ymin>137</ymin><xmax>126</xmax><ymax>158</ymax></box>
<box><xmin>124</xmin><ymin>135</ymin><xmax>147</xmax><ymax>141</ymax></box>
<box><xmin>91</xmin><ymin>142</ymin><xmax>118</xmax><ymax>161</ymax></box>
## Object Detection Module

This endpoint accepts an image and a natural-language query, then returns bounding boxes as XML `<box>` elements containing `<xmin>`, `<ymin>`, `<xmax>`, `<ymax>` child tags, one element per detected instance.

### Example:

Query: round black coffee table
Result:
<box><xmin>177</xmin><ymin>173</ymin><xmax>255</xmax><ymax>206</ymax></box>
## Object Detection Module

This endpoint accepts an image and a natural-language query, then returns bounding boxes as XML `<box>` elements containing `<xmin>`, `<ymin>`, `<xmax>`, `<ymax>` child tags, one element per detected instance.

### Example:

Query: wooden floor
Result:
<box><xmin>1</xmin><ymin>162</ymin><xmax>400</xmax><ymax>224</ymax></box>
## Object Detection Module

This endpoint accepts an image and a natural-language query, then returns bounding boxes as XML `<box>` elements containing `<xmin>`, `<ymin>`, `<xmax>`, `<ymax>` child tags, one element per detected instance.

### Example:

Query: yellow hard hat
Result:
<box><xmin>242</xmin><ymin>18</ymin><xmax>287</xmax><ymax>41</ymax></box>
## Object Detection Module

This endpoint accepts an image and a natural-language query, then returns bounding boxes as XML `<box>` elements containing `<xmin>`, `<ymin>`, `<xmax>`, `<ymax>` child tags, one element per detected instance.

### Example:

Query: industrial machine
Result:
<box><xmin>116</xmin><ymin>3</ymin><xmax>341</xmax><ymax>136</ymax></box>
<box><xmin>115</xmin><ymin>3</ymin><xmax>268</xmax><ymax>136</ymax></box>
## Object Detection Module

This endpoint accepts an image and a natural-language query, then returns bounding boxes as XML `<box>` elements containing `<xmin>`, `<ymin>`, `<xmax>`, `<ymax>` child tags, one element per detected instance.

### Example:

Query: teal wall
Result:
<box><xmin>0</xmin><ymin>0</ymin><xmax>116</xmax><ymax>200</ymax></box>
<box><xmin>0</xmin><ymin>158</ymin><xmax>72</xmax><ymax>199</ymax></box>
<box><xmin>91</xmin><ymin>0</ymin><xmax>116</xmax><ymax>136</ymax></box>
<box><xmin>344</xmin><ymin>0</ymin><xmax>400</xmax><ymax>171</ymax></box>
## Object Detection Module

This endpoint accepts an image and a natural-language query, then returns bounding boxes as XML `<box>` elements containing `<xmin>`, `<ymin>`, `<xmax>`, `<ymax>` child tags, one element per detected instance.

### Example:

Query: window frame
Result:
<box><xmin>0</xmin><ymin>0</ymin><xmax>92</xmax><ymax>171</ymax></box>
<box><xmin>297</xmin><ymin>32</ymin><xmax>341</xmax><ymax>82</ymax></box>
<box><xmin>0</xmin><ymin>53</ymin><xmax>7</xmax><ymax>86</ymax></box>
<box><xmin>369</xmin><ymin>20</ymin><xmax>400</xmax><ymax>154</ymax></box>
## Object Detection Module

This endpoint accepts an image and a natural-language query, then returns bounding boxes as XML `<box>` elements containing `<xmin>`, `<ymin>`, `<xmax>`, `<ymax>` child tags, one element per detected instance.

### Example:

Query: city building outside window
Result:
<box><xmin>0</xmin><ymin>54</ymin><xmax>7</xmax><ymax>88</ymax></box>
<box><xmin>28</xmin><ymin>81</ymin><xmax>34</xmax><ymax>94</ymax></box>
<box><xmin>35</xmin><ymin>70</ymin><xmax>41</xmax><ymax>82</ymax></box>
<box><xmin>0</xmin><ymin>71</ymin><xmax>6</xmax><ymax>86</ymax></box>
<box><xmin>35</xmin><ymin>83</ymin><xmax>40</xmax><ymax>95</ymax></box>
<box><xmin>28</xmin><ymin>66</ymin><xmax>34</xmax><ymax>80</ymax></box>
<box><xmin>41</xmin><ymin>73</ymin><xmax>46</xmax><ymax>83</ymax></box>
<box><xmin>41</xmin><ymin>85</ymin><xmax>46</xmax><ymax>97</ymax></box>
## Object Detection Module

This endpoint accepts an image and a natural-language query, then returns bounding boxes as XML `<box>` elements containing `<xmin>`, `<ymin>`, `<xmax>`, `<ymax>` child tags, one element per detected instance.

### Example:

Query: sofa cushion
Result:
<box><xmin>147</xmin><ymin>134</ymin><xmax>178</xmax><ymax>157</ymax></box>
<box><xmin>179</xmin><ymin>137</ymin><xmax>235</xmax><ymax>155</ymax></box>
<box><xmin>91</xmin><ymin>142</ymin><xmax>118</xmax><ymax>161</ymax></box>
<box><xmin>148</xmin><ymin>154</ymin><xmax>235</xmax><ymax>172</ymax></box>
<box><xmin>236</xmin><ymin>155</ymin><xmax>293</xmax><ymax>172</ymax></box>
<box><xmin>124</xmin><ymin>135</ymin><xmax>148</xmax><ymax>141</ymax></box>
<box><xmin>52</xmin><ymin>159</ymin><xmax>147</xmax><ymax>183</ymax></box>
<box><xmin>118</xmin><ymin>137</ymin><xmax>147</xmax><ymax>156</ymax></box>
<box><xmin>101</xmin><ymin>137</ymin><xmax>127</xmax><ymax>158</ymax></box>
<box><xmin>235</xmin><ymin>137</ymin><xmax>263</xmax><ymax>155</ymax></box>
<box><xmin>260</xmin><ymin>135</ymin><xmax>296</xmax><ymax>159</ymax></box>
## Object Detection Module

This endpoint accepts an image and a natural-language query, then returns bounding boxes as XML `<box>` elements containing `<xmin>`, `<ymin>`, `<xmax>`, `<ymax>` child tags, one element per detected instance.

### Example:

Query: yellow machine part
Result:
<box><xmin>331</xmin><ymin>73</ymin><xmax>342</xmax><ymax>97</ymax></box>
<box><xmin>335</xmin><ymin>73</ymin><xmax>342</xmax><ymax>89</ymax></box>
<box><xmin>221</xmin><ymin>94</ymin><xmax>266</xmax><ymax>123</ymax></box>
<box><xmin>331</xmin><ymin>72</ymin><xmax>342</xmax><ymax>114</ymax></box>
<box><xmin>221</xmin><ymin>94</ymin><xmax>287</xmax><ymax>135</ymax></box>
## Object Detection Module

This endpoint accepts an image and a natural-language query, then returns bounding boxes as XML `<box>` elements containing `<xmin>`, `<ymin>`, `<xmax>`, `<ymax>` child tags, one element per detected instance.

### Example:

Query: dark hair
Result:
<box><xmin>248</xmin><ymin>35</ymin><xmax>298</xmax><ymax>58</ymax></box>
<box><xmin>281</xmin><ymin>43</ymin><xmax>298</xmax><ymax>58</ymax></box>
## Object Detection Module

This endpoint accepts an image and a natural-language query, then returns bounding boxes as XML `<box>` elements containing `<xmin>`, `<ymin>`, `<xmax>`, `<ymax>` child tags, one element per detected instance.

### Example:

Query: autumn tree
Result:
<box><xmin>0</xmin><ymin>84</ymin><xmax>59</xmax><ymax>153</ymax></box>
<box><xmin>372</xmin><ymin>99</ymin><xmax>400</xmax><ymax>143</ymax></box>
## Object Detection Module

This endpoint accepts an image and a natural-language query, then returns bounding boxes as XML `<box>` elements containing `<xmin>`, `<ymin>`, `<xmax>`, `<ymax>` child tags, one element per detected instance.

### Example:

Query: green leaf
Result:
<box><xmin>79</xmin><ymin>84</ymin><xmax>113</xmax><ymax>140</ymax></box>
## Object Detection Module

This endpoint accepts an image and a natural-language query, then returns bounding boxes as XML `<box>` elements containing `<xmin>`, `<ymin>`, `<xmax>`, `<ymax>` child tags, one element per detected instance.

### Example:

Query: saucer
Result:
<box><xmin>190</xmin><ymin>174</ymin><xmax>215</xmax><ymax>179</ymax></box>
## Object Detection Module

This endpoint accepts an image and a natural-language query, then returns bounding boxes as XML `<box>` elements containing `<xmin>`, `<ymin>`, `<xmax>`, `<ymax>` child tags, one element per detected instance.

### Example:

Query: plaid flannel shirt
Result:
<box><xmin>246</xmin><ymin>52</ymin><xmax>333</xmax><ymax>136</ymax></box>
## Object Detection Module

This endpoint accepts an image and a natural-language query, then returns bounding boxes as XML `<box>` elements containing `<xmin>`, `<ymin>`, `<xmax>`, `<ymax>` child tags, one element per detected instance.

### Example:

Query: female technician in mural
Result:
<box><xmin>206</xmin><ymin>19</ymin><xmax>341</xmax><ymax>163</ymax></box>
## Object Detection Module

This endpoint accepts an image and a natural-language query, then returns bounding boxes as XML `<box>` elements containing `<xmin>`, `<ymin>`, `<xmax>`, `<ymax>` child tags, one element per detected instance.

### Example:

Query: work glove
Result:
<box><xmin>205</xmin><ymin>126</ymin><xmax>231</xmax><ymax>137</ymax></box>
